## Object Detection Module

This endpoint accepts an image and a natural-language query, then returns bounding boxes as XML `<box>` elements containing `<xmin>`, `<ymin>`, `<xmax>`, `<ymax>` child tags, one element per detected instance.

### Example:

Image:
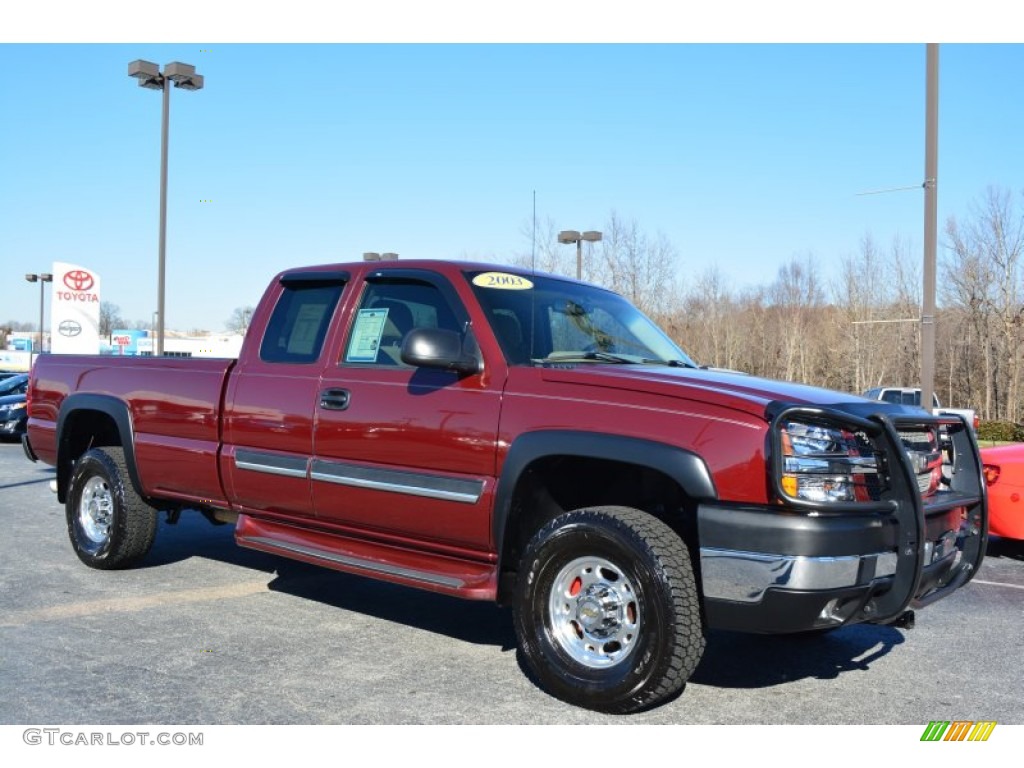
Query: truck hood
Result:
<box><xmin>538</xmin><ymin>364</ymin><xmax>875</xmax><ymax>421</ymax></box>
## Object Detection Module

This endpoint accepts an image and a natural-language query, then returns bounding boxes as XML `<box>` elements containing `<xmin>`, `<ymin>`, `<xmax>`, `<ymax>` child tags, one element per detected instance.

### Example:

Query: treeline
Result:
<box><xmin>514</xmin><ymin>186</ymin><xmax>1024</xmax><ymax>421</ymax></box>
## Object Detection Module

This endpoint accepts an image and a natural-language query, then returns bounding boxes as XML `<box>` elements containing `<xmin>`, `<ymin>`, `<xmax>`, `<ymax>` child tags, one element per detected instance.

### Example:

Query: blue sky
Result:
<box><xmin>2</xmin><ymin>21</ymin><xmax>1023</xmax><ymax>332</ymax></box>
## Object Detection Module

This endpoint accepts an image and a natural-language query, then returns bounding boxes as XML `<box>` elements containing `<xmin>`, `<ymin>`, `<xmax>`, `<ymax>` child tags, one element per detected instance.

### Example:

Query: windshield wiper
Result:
<box><xmin>544</xmin><ymin>352</ymin><xmax>698</xmax><ymax>367</ymax></box>
<box><xmin>544</xmin><ymin>351</ymin><xmax>639</xmax><ymax>364</ymax></box>
<box><xmin>657</xmin><ymin>358</ymin><xmax>698</xmax><ymax>368</ymax></box>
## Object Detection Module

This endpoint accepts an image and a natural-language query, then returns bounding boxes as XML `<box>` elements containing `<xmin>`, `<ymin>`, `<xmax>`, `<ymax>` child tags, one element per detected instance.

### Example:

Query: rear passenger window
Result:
<box><xmin>260</xmin><ymin>283</ymin><xmax>343</xmax><ymax>364</ymax></box>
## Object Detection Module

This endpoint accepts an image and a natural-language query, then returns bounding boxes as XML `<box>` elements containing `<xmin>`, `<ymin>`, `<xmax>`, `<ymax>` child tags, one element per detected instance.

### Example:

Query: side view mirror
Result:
<box><xmin>401</xmin><ymin>328</ymin><xmax>481</xmax><ymax>376</ymax></box>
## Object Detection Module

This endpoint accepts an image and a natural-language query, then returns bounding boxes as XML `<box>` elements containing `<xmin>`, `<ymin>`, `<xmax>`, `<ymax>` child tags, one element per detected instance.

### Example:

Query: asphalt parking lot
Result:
<box><xmin>1</xmin><ymin>440</ymin><xmax>1022</xmax><ymax>726</ymax></box>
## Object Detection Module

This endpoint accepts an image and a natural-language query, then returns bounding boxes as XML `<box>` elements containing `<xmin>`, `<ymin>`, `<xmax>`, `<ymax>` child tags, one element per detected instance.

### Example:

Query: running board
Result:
<box><xmin>235</xmin><ymin>514</ymin><xmax>497</xmax><ymax>600</ymax></box>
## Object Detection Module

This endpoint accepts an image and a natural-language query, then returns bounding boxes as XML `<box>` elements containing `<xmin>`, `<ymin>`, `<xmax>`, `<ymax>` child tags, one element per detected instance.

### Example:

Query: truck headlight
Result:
<box><xmin>779</xmin><ymin>419</ymin><xmax>882</xmax><ymax>503</ymax></box>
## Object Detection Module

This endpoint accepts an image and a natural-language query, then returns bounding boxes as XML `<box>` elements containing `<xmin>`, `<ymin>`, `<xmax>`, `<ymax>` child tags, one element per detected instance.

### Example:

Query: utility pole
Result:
<box><xmin>921</xmin><ymin>44</ymin><xmax>939</xmax><ymax>413</ymax></box>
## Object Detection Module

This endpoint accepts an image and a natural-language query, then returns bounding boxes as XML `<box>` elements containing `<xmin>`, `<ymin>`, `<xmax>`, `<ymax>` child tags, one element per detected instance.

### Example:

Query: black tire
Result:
<box><xmin>514</xmin><ymin>505</ymin><xmax>705</xmax><ymax>713</ymax></box>
<box><xmin>65</xmin><ymin>447</ymin><xmax>158</xmax><ymax>570</ymax></box>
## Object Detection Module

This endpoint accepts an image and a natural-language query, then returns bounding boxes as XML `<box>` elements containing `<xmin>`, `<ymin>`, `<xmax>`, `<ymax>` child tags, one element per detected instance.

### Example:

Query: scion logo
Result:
<box><xmin>58</xmin><ymin>320</ymin><xmax>83</xmax><ymax>337</ymax></box>
<box><xmin>63</xmin><ymin>270</ymin><xmax>95</xmax><ymax>292</ymax></box>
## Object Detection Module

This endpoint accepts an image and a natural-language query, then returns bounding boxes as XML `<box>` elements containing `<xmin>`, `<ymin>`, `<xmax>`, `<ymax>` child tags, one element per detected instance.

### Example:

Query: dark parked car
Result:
<box><xmin>0</xmin><ymin>374</ymin><xmax>29</xmax><ymax>439</ymax></box>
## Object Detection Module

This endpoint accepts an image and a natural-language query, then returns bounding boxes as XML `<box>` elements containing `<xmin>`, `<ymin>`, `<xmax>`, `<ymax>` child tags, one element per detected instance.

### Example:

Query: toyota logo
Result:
<box><xmin>63</xmin><ymin>270</ymin><xmax>95</xmax><ymax>292</ymax></box>
<box><xmin>59</xmin><ymin>320</ymin><xmax>83</xmax><ymax>337</ymax></box>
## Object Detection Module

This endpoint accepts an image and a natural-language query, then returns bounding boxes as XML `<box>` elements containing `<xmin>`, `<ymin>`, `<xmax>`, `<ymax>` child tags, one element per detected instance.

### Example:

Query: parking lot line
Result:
<box><xmin>971</xmin><ymin>578</ymin><xmax>1024</xmax><ymax>591</ymax></box>
<box><xmin>0</xmin><ymin>580</ymin><xmax>269</xmax><ymax>628</ymax></box>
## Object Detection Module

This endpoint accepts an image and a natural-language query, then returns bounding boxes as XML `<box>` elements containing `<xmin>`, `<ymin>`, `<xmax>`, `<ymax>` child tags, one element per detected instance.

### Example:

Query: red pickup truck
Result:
<box><xmin>23</xmin><ymin>259</ymin><xmax>988</xmax><ymax>713</ymax></box>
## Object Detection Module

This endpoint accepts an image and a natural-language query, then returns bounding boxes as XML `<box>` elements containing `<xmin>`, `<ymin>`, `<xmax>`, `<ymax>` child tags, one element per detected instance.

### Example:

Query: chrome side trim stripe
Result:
<box><xmin>310</xmin><ymin>459</ymin><xmax>483</xmax><ymax>504</ymax></box>
<box><xmin>234</xmin><ymin>449</ymin><xmax>308</xmax><ymax>479</ymax></box>
<box><xmin>241</xmin><ymin>535</ymin><xmax>464</xmax><ymax>588</ymax></box>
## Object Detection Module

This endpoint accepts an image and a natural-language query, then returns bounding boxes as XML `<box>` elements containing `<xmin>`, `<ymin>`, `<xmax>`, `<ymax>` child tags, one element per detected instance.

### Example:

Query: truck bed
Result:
<box><xmin>28</xmin><ymin>354</ymin><xmax>236</xmax><ymax>507</ymax></box>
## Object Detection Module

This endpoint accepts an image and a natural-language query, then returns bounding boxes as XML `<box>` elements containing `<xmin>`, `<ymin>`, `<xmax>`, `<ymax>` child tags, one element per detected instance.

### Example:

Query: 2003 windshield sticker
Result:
<box><xmin>472</xmin><ymin>272</ymin><xmax>534</xmax><ymax>290</ymax></box>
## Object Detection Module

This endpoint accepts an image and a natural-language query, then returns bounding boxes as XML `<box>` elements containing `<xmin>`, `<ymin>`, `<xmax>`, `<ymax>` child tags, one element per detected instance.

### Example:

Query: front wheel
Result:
<box><xmin>514</xmin><ymin>506</ymin><xmax>705</xmax><ymax>713</ymax></box>
<box><xmin>65</xmin><ymin>447</ymin><xmax>158</xmax><ymax>569</ymax></box>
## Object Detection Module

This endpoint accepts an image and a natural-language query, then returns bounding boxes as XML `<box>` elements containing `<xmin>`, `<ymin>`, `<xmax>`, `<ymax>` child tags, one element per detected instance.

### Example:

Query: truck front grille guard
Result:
<box><xmin>878</xmin><ymin>412</ymin><xmax>987</xmax><ymax>615</ymax></box>
<box><xmin>768</xmin><ymin>406</ymin><xmax>987</xmax><ymax>623</ymax></box>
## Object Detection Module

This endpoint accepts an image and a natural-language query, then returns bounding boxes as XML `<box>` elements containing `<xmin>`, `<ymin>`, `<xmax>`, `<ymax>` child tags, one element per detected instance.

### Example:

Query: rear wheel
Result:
<box><xmin>66</xmin><ymin>447</ymin><xmax>158</xmax><ymax>569</ymax></box>
<box><xmin>514</xmin><ymin>505</ymin><xmax>705</xmax><ymax>713</ymax></box>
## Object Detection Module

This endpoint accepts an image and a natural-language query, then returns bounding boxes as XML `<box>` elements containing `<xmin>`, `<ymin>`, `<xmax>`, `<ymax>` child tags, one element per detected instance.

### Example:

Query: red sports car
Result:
<box><xmin>980</xmin><ymin>443</ymin><xmax>1024</xmax><ymax>540</ymax></box>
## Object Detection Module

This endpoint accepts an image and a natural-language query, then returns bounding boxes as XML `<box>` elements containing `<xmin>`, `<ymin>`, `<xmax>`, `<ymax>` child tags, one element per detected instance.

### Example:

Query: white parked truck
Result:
<box><xmin>863</xmin><ymin>387</ymin><xmax>978</xmax><ymax>431</ymax></box>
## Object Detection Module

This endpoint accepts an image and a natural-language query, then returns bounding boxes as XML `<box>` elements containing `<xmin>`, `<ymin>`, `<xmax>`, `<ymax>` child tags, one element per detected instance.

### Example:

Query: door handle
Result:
<box><xmin>320</xmin><ymin>388</ymin><xmax>351</xmax><ymax>410</ymax></box>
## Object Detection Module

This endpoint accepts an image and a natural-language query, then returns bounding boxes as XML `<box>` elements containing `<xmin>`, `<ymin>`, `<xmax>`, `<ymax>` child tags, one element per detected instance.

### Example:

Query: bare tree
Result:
<box><xmin>596</xmin><ymin>212</ymin><xmax>680</xmax><ymax>317</ymax></box>
<box><xmin>492</xmin><ymin>187</ymin><xmax>1024</xmax><ymax>422</ymax></box>
<box><xmin>943</xmin><ymin>186</ymin><xmax>1024</xmax><ymax>421</ymax></box>
<box><xmin>510</xmin><ymin>216</ymin><xmax>576</xmax><ymax>276</ymax></box>
<box><xmin>671</xmin><ymin>266</ymin><xmax>741</xmax><ymax>370</ymax></box>
<box><xmin>99</xmin><ymin>302</ymin><xmax>124</xmax><ymax>337</ymax></box>
<box><xmin>765</xmin><ymin>254</ymin><xmax>825</xmax><ymax>383</ymax></box>
<box><xmin>511</xmin><ymin>211</ymin><xmax>681</xmax><ymax>319</ymax></box>
<box><xmin>2</xmin><ymin>320</ymin><xmax>35</xmax><ymax>332</ymax></box>
<box><xmin>226</xmin><ymin>306</ymin><xmax>257</xmax><ymax>334</ymax></box>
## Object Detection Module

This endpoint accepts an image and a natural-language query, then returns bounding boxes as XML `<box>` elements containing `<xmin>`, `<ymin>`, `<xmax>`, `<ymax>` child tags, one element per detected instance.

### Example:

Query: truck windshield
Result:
<box><xmin>466</xmin><ymin>270</ymin><xmax>697</xmax><ymax>367</ymax></box>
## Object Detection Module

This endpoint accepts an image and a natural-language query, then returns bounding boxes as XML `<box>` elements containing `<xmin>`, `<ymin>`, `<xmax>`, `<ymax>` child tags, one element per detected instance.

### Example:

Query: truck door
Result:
<box><xmin>222</xmin><ymin>272</ymin><xmax>348</xmax><ymax>519</ymax></box>
<box><xmin>312</xmin><ymin>268</ymin><xmax>503</xmax><ymax>553</ymax></box>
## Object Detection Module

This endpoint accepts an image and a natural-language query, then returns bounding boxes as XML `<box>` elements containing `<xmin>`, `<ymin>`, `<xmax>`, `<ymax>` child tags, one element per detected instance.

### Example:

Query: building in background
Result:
<box><xmin>106</xmin><ymin>329</ymin><xmax>244</xmax><ymax>359</ymax></box>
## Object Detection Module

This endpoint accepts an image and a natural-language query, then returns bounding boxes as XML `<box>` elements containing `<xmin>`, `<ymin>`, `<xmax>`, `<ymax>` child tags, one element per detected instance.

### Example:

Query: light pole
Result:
<box><xmin>128</xmin><ymin>60</ymin><xmax>204</xmax><ymax>356</ymax></box>
<box><xmin>24</xmin><ymin>272</ymin><xmax>52</xmax><ymax>368</ymax></box>
<box><xmin>920</xmin><ymin>44</ymin><xmax>939</xmax><ymax>419</ymax></box>
<box><xmin>558</xmin><ymin>230</ymin><xmax>603</xmax><ymax>280</ymax></box>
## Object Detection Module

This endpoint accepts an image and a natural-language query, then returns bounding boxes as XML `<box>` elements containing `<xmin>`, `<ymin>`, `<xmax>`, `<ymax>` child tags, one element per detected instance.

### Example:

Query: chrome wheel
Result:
<box><xmin>78</xmin><ymin>476</ymin><xmax>113</xmax><ymax>545</ymax></box>
<box><xmin>548</xmin><ymin>555</ymin><xmax>641</xmax><ymax>668</ymax></box>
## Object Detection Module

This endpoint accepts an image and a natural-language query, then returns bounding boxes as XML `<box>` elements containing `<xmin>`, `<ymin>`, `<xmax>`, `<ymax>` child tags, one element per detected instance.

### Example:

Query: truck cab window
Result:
<box><xmin>260</xmin><ymin>283</ymin><xmax>343</xmax><ymax>364</ymax></box>
<box><xmin>344</xmin><ymin>280</ymin><xmax>461</xmax><ymax>366</ymax></box>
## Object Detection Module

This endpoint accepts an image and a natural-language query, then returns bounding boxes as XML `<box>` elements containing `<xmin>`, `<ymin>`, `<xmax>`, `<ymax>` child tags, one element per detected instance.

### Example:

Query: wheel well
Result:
<box><xmin>57</xmin><ymin>409</ymin><xmax>124</xmax><ymax>500</ymax></box>
<box><xmin>496</xmin><ymin>456</ymin><xmax>702</xmax><ymax>605</ymax></box>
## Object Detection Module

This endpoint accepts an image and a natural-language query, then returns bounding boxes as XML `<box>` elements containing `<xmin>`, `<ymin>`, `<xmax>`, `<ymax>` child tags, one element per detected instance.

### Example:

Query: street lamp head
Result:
<box><xmin>581</xmin><ymin>231</ymin><xmax>603</xmax><ymax>243</ymax></box>
<box><xmin>175</xmin><ymin>73</ymin><xmax>204</xmax><ymax>91</ymax></box>
<box><xmin>25</xmin><ymin>274</ymin><xmax>39</xmax><ymax>283</ymax></box>
<box><xmin>40</xmin><ymin>273</ymin><xmax>53</xmax><ymax>282</ymax></box>
<box><xmin>558</xmin><ymin>230</ymin><xmax>581</xmax><ymax>244</ymax></box>
<box><xmin>128</xmin><ymin>59</ymin><xmax>163</xmax><ymax>89</ymax></box>
<box><xmin>363</xmin><ymin>252</ymin><xmax>382</xmax><ymax>262</ymax></box>
<box><xmin>166</xmin><ymin>62</ymin><xmax>203</xmax><ymax>91</ymax></box>
<box><xmin>164</xmin><ymin>62</ymin><xmax>195</xmax><ymax>80</ymax></box>
<box><xmin>128</xmin><ymin>59</ymin><xmax>160</xmax><ymax>79</ymax></box>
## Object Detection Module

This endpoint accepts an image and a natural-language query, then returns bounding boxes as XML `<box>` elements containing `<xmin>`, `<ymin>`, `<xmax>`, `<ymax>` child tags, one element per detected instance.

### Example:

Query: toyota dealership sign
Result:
<box><xmin>51</xmin><ymin>262</ymin><xmax>101</xmax><ymax>355</ymax></box>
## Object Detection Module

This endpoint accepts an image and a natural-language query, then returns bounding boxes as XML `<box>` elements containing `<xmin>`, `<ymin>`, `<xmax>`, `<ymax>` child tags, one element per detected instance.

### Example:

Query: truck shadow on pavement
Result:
<box><xmin>985</xmin><ymin>537</ymin><xmax>1024</xmax><ymax>561</ymax></box>
<box><xmin>691</xmin><ymin>624</ymin><xmax>905</xmax><ymax>689</ymax></box>
<box><xmin>0</xmin><ymin>463</ymin><xmax>55</xmax><ymax>491</ymax></box>
<box><xmin>143</xmin><ymin>512</ymin><xmax>909</xmax><ymax>681</ymax></box>
<box><xmin>142</xmin><ymin>511</ymin><xmax>518</xmax><ymax>650</ymax></box>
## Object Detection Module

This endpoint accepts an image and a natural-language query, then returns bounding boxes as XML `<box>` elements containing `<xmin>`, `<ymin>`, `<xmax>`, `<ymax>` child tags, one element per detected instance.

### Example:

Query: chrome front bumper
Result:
<box><xmin>699</xmin><ymin>548</ymin><xmax>899</xmax><ymax>604</ymax></box>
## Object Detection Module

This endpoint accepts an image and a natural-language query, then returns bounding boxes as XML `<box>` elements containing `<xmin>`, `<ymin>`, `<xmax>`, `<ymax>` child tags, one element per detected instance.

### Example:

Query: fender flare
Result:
<box><xmin>492</xmin><ymin>430</ymin><xmax>718</xmax><ymax>567</ymax></box>
<box><xmin>56</xmin><ymin>393</ymin><xmax>145</xmax><ymax>504</ymax></box>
